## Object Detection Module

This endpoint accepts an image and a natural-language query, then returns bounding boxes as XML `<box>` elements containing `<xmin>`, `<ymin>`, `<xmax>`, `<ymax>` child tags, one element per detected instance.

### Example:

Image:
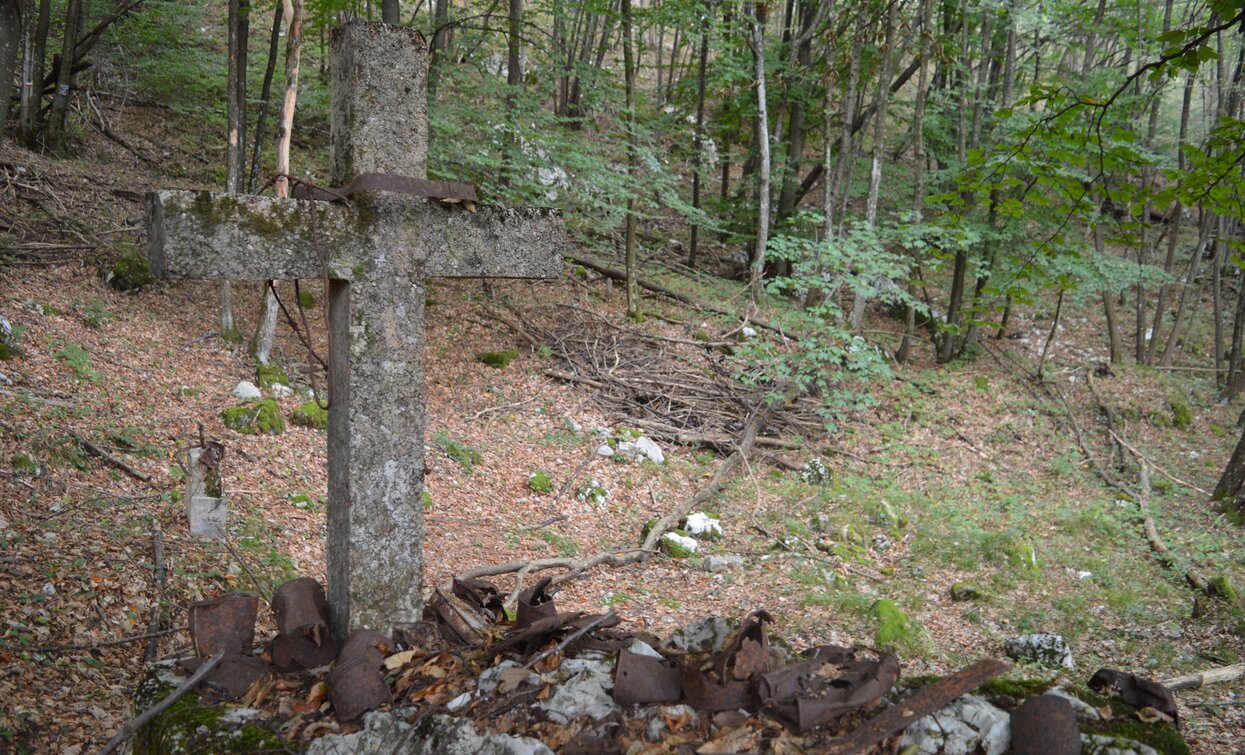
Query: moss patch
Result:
<box><xmin>872</xmin><ymin>599</ymin><xmax>916</xmax><ymax>650</ymax></box>
<box><xmin>477</xmin><ymin>349</ymin><xmax>520</xmax><ymax>369</ymax></box>
<box><xmin>133</xmin><ymin>665</ymin><xmax>283</xmax><ymax>753</ymax></box>
<box><xmin>527</xmin><ymin>470</ymin><xmax>552</xmax><ymax>493</ymax></box>
<box><xmin>297</xmin><ymin>289</ymin><xmax>316</xmax><ymax>309</ymax></box>
<box><xmin>1210</xmin><ymin>574</ymin><xmax>1240</xmax><ymax>602</ymax></box>
<box><xmin>1077</xmin><ymin>686</ymin><xmax>1191</xmax><ymax>755</ymax></box>
<box><xmin>1170</xmin><ymin>397</ymin><xmax>1193</xmax><ymax>429</ymax></box>
<box><xmin>107</xmin><ymin>248</ymin><xmax>155</xmax><ymax>292</ymax></box>
<box><xmin>290</xmin><ymin>400</ymin><xmax>328</xmax><ymax>430</ymax></box>
<box><xmin>254</xmin><ymin>362</ymin><xmax>289</xmax><ymax>389</ymax></box>
<box><xmin>221</xmin><ymin>399</ymin><xmax>285</xmax><ymax>435</ymax></box>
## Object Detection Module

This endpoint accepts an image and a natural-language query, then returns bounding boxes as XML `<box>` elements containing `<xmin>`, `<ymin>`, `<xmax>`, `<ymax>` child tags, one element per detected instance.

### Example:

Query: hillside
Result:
<box><xmin>2</xmin><ymin>1</ymin><xmax>1245</xmax><ymax>753</ymax></box>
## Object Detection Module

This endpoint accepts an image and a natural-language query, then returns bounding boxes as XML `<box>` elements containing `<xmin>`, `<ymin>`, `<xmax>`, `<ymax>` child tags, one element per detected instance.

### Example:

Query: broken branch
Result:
<box><xmin>99</xmin><ymin>650</ymin><xmax>225</xmax><ymax>755</ymax></box>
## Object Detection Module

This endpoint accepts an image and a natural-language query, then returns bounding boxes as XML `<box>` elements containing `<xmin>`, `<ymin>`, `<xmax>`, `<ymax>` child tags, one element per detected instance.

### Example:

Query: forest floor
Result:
<box><xmin>3</xmin><ymin>90</ymin><xmax>1245</xmax><ymax>755</ymax></box>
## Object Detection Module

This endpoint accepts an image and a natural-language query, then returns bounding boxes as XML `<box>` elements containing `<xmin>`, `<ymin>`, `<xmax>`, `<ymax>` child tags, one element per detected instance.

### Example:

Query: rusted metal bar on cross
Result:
<box><xmin>824</xmin><ymin>658</ymin><xmax>1009</xmax><ymax>754</ymax></box>
<box><xmin>291</xmin><ymin>172</ymin><xmax>478</xmax><ymax>203</ymax></box>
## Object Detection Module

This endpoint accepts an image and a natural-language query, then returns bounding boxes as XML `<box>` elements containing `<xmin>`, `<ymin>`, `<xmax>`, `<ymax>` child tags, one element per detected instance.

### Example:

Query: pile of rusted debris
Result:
<box><xmin>114</xmin><ymin>574</ymin><xmax>1189</xmax><ymax>754</ymax></box>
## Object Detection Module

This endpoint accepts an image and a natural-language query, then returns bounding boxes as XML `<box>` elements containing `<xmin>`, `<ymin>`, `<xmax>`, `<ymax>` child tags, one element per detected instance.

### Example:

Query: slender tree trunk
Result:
<box><xmin>1160</xmin><ymin>212</ymin><xmax>1211</xmax><ymax>367</ymax></box>
<box><xmin>748</xmin><ymin>1</ymin><xmax>771</xmax><ymax>305</ymax></box>
<box><xmin>429</xmin><ymin>0</ymin><xmax>449</xmax><ymax>94</ymax></box>
<box><xmin>1147</xmin><ymin>73</ymin><xmax>1195</xmax><ymax>365</ymax></box>
<box><xmin>45</xmin><ymin>0</ymin><xmax>81</xmax><ymax>154</ymax></box>
<box><xmin>1097</xmin><ymin>221</ymin><xmax>1122</xmax><ymax>364</ymax></box>
<box><xmin>0</xmin><ymin>1</ymin><xmax>21</xmax><ymax>135</ymax></box>
<box><xmin>1214</xmin><ymin>217</ymin><xmax>1226</xmax><ymax>386</ymax></box>
<box><xmin>382</xmin><ymin>0</ymin><xmax>399</xmax><ymax>24</ymax></box>
<box><xmin>689</xmin><ymin>0</ymin><xmax>711</xmax><ymax>269</ymax></box>
<box><xmin>898</xmin><ymin>0</ymin><xmax>931</xmax><ymax>363</ymax></box>
<box><xmin>849</xmin><ymin>0</ymin><xmax>897</xmax><ymax>331</ymax></box>
<box><xmin>622</xmin><ymin>0</ymin><xmax>640</xmax><ymax>319</ymax></box>
<box><xmin>18</xmin><ymin>0</ymin><xmax>49</xmax><ymax>145</ymax></box>
<box><xmin>248</xmin><ymin>4</ymin><xmax>284</xmax><ymax>193</ymax></box>
<box><xmin>223</xmin><ymin>0</ymin><xmax>249</xmax><ymax>343</ymax></box>
<box><xmin>507</xmin><ymin>0</ymin><xmax>523</xmax><ymax>88</ymax></box>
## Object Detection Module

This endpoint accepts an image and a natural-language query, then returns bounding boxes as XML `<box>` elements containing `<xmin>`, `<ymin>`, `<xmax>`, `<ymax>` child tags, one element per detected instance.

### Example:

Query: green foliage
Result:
<box><xmin>0</xmin><ymin>319</ymin><xmax>23</xmax><ymax>360</ymax></box>
<box><xmin>81</xmin><ymin>298</ymin><xmax>112</xmax><ymax>329</ymax></box>
<box><xmin>434</xmin><ymin>431</ymin><xmax>482</xmax><ymax>472</ymax></box>
<box><xmin>290</xmin><ymin>401</ymin><xmax>328</xmax><ymax>430</ymax></box>
<box><xmin>297</xmin><ymin>289</ymin><xmax>316</xmax><ymax>309</ymax></box>
<box><xmin>872</xmin><ymin>599</ymin><xmax>919</xmax><ymax>651</ymax></box>
<box><xmin>55</xmin><ymin>343</ymin><xmax>101</xmax><ymax>383</ymax></box>
<box><xmin>576</xmin><ymin>478</ymin><xmax>609</xmax><ymax>505</ymax></box>
<box><xmin>221</xmin><ymin>399</ymin><xmax>285</xmax><ymax>435</ymax></box>
<box><xmin>477</xmin><ymin>350</ymin><xmax>520</xmax><ymax>369</ymax></box>
<box><xmin>540</xmin><ymin>530</ymin><xmax>578</xmax><ymax>556</ymax></box>
<box><xmin>1170</xmin><ymin>397</ymin><xmax>1193</xmax><ymax>429</ymax></box>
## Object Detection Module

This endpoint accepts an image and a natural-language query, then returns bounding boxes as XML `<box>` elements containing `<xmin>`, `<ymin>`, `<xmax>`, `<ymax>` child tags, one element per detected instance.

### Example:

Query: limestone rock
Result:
<box><xmin>308</xmin><ymin>711</ymin><xmax>553</xmax><ymax>755</ymax></box>
<box><xmin>233</xmin><ymin>381</ymin><xmax>262</xmax><ymax>400</ymax></box>
<box><xmin>702</xmin><ymin>555</ymin><xmax>745</xmax><ymax>573</ymax></box>
<box><xmin>1046</xmin><ymin>686</ymin><xmax>1101</xmax><ymax>721</ymax></box>
<box><xmin>683</xmin><ymin>512</ymin><xmax>722</xmax><ymax>539</ymax></box>
<box><xmin>901</xmin><ymin>694</ymin><xmax>1011</xmax><ymax>755</ymax></box>
<box><xmin>1004</xmin><ymin>633</ymin><xmax>1074</xmax><ymax>669</ymax></box>
<box><xmin>663</xmin><ymin>616</ymin><xmax>736</xmax><ymax>654</ymax></box>
<box><xmin>595</xmin><ymin>444</ymin><xmax>614</xmax><ymax>458</ymax></box>
<box><xmin>616</xmin><ymin>437</ymin><xmax>664</xmax><ymax>464</ymax></box>
<box><xmin>1081</xmin><ymin>734</ymin><xmax>1160</xmax><ymax>755</ymax></box>
<box><xmin>538</xmin><ymin>656</ymin><xmax>618</xmax><ymax>725</ymax></box>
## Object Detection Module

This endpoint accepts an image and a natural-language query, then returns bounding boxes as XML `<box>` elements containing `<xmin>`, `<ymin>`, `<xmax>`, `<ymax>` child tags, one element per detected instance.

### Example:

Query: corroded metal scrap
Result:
<box><xmin>328</xmin><ymin>629</ymin><xmax>392</xmax><ymax>721</ymax></box>
<box><xmin>269</xmin><ymin>577</ymin><xmax>337</xmax><ymax>671</ymax></box>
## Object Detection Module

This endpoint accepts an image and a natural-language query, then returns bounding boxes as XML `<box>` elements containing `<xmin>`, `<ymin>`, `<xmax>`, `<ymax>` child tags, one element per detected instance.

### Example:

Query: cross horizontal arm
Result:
<box><xmin>147</xmin><ymin>190</ymin><xmax>564</xmax><ymax>281</ymax></box>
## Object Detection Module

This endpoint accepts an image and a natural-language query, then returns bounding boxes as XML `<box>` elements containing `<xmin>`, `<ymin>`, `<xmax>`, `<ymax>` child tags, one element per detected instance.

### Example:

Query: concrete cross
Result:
<box><xmin>145</xmin><ymin>21</ymin><xmax>564</xmax><ymax>639</ymax></box>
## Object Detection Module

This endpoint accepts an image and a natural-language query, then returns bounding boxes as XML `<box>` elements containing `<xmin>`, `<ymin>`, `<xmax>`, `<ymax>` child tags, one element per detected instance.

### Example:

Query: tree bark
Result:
<box><xmin>622</xmin><ymin>0</ymin><xmax>639</xmax><ymax>319</ymax></box>
<box><xmin>748</xmin><ymin>1</ymin><xmax>771</xmax><ymax>305</ymax></box>
<box><xmin>0</xmin><ymin>1</ymin><xmax>22</xmax><ymax>136</ymax></box>
<box><xmin>18</xmin><ymin>0</ymin><xmax>49</xmax><ymax>145</ymax></box>
<box><xmin>382</xmin><ymin>0</ymin><xmax>399</xmax><ymax>24</ymax></box>
<box><xmin>45</xmin><ymin>0</ymin><xmax>81</xmax><ymax>155</ymax></box>
<box><xmin>688</xmin><ymin>0</ymin><xmax>711</xmax><ymax>269</ymax></box>
<box><xmin>248</xmin><ymin>3</ymin><xmax>284</xmax><ymax>193</ymax></box>
<box><xmin>898</xmin><ymin>0</ymin><xmax>931</xmax><ymax>363</ymax></box>
<box><xmin>429</xmin><ymin>0</ymin><xmax>450</xmax><ymax>94</ymax></box>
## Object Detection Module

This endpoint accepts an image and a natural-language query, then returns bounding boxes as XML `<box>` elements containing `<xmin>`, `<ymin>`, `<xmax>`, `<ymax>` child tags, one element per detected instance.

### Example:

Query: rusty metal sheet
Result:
<box><xmin>486</xmin><ymin>611</ymin><xmax>583</xmax><ymax>660</ymax></box>
<box><xmin>516</xmin><ymin>576</ymin><xmax>558</xmax><ymax>629</ymax></box>
<box><xmin>425</xmin><ymin>586</ymin><xmax>490</xmax><ymax>646</ymax></box>
<box><xmin>328</xmin><ymin>629</ymin><xmax>392</xmax><ymax>721</ymax></box>
<box><xmin>270</xmin><ymin>577</ymin><xmax>336</xmax><ymax>671</ymax></box>
<box><xmin>613</xmin><ymin>650</ymin><xmax>682</xmax><ymax>706</ymax></box>
<box><xmin>679</xmin><ymin>664</ymin><xmax>753</xmax><ymax>712</ymax></box>
<box><xmin>188</xmin><ymin>594</ymin><xmax>258</xmax><ymax>657</ymax></box>
<box><xmin>1089</xmin><ymin>668</ymin><xmax>1180</xmax><ymax>727</ymax></box>
<box><xmin>823</xmin><ymin>658</ymin><xmax>1009</xmax><ymax>754</ymax></box>
<box><xmin>178</xmin><ymin>652</ymin><xmax>268</xmax><ymax>701</ymax></box>
<box><xmin>291</xmin><ymin>172</ymin><xmax>477</xmax><ymax>203</ymax></box>
<box><xmin>1011</xmin><ymin>694</ymin><xmax>1080</xmax><ymax>755</ymax></box>
<box><xmin>758</xmin><ymin>645</ymin><xmax>899</xmax><ymax>733</ymax></box>
<box><xmin>393</xmin><ymin>621</ymin><xmax>444</xmax><ymax>654</ymax></box>
<box><xmin>452</xmin><ymin>577</ymin><xmax>505</xmax><ymax>620</ymax></box>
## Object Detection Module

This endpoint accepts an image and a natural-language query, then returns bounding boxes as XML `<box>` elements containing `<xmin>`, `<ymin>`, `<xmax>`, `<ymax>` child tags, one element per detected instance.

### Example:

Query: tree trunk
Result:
<box><xmin>898</xmin><ymin>0</ymin><xmax>931</xmax><ymax>363</ymax></box>
<box><xmin>688</xmin><ymin>0</ymin><xmax>711</xmax><ymax>269</ymax></box>
<box><xmin>382</xmin><ymin>0</ymin><xmax>399</xmax><ymax>24</ymax></box>
<box><xmin>849</xmin><ymin>0</ymin><xmax>897</xmax><ymax>331</ymax></box>
<box><xmin>0</xmin><ymin>1</ymin><xmax>21</xmax><ymax>136</ymax></box>
<box><xmin>248</xmin><ymin>3</ymin><xmax>285</xmax><ymax>193</ymax></box>
<box><xmin>748</xmin><ymin>1</ymin><xmax>771</xmax><ymax>305</ymax></box>
<box><xmin>45</xmin><ymin>0</ymin><xmax>81</xmax><ymax>155</ymax></box>
<box><xmin>1160</xmin><ymin>211</ymin><xmax>1212</xmax><ymax>367</ymax></box>
<box><xmin>507</xmin><ymin>0</ymin><xmax>523</xmax><ymax>87</ymax></box>
<box><xmin>227</xmin><ymin>0</ymin><xmax>249</xmax><ymax>194</ymax></box>
<box><xmin>622</xmin><ymin>0</ymin><xmax>639</xmax><ymax>319</ymax></box>
<box><xmin>18</xmin><ymin>0</ymin><xmax>49</xmax><ymax>145</ymax></box>
<box><xmin>429</xmin><ymin>0</ymin><xmax>449</xmax><ymax>94</ymax></box>
<box><xmin>1213</xmin><ymin>424</ymin><xmax>1245</xmax><ymax>518</ymax></box>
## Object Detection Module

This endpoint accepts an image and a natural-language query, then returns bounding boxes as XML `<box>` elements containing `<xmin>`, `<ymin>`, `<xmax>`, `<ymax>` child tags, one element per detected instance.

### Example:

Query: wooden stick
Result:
<box><xmin>523</xmin><ymin>611</ymin><xmax>617</xmax><ymax>670</ymax></box>
<box><xmin>99</xmin><ymin>650</ymin><xmax>225</xmax><ymax>755</ymax></box>
<box><xmin>18</xmin><ymin>627</ymin><xmax>184</xmax><ymax>654</ymax></box>
<box><xmin>1161</xmin><ymin>663</ymin><xmax>1245</xmax><ymax>691</ymax></box>
<box><xmin>72</xmin><ymin>434</ymin><xmax>152</xmax><ymax>482</ymax></box>
<box><xmin>144</xmin><ymin>526</ymin><xmax>167</xmax><ymax>663</ymax></box>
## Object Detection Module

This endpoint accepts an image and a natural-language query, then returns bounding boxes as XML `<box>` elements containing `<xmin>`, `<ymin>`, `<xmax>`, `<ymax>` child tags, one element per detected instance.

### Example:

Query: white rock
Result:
<box><xmin>539</xmin><ymin>663</ymin><xmax>618</xmax><ymax>725</ymax></box>
<box><xmin>742</xmin><ymin>326</ymin><xmax>758</xmax><ymax>338</ymax></box>
<box><xmin>901</xmin><ymin>695</ymin><xmax>1010</xmax><ymax>755</ymax></box>
<box><xmin>595</xmin><ymin>444</ymin><xmax>614</xmax><ymax>457</ymax></box>
<box><xmin>42</xmin><ymin>582</ymin><xmax>56</xmax><ymax>596</ymax></box>
<box><xmin>0</xmin><ymin>372</ymin><xmax>12</xmax><ymax>386</ymax></box>
<box><xmin>1046</xmin><ymin>687</ymin><xmax>1101</xmax><ymax>721</ymax></box>
<box><xmin>663</xmin><ymin>616</ymin><xmax>736</xmax><ymax>654</ymax></box>
<box><xmin>662</xmin><ymin>532</ymin><xmax>698</xmax><ymax>553</ymax></box>
<box><xmin>233</xmin><ymin>381</ymin><xmax>262</xmax><ymax>400</ymax></box>
<box><xmin>634</xmin><ymin>436</ymin><xmax>664</xmax><ymax>464</ymax></box>
<box><xmin>446</xmin><ymin>692</ymin><xmax>472</xmax><ymax>712</ymax></box>
<box><xmin>1004</xmin><ymin>633</ymin><xmax>1075</xmax><ymax>669</ymax></box>
<box><xmin>702</xmin><ymin>555</ymin><xmax>744</xmax><ymax>573</ymax></box>
<box><xmin>270</xmin><ymin>383</ymin><xmax>293</xmax><ymax>398</ymax></box>
<box><xmin>684</xmin><ymin>512</ymin><xmax>722</xmax><ymax>538</ymax></box>
<box><xmin>626</xmin><ymin>639</ymin><xmax>664</xmax><ymax>659</ymax></box>
<box><xmin>1082</xmin><ymin>734</ymin><xmax>1159</xmax><ymax>755</ymax></box>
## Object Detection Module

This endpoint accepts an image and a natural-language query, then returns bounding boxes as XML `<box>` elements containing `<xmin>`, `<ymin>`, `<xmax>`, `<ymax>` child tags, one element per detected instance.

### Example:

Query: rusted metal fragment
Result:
<box><xmin>613</xmin><ymin>650</ymin><xmax>682</xmax><ymax>706</ymax></box>
<box><xmin>452</xmin><ymin>577</ymin><xmax>505</xmax><ymax>620</ymax></box>
<box><xmin>758</xmin><ymin>645</ymin><xmax>900</xmax><ymax>733</ymax></box>
<box><xmin>680</xmin><ymin>610</ymin><xmax>772</xmax><ymax>713</ymax></box>
<box><xmin>680</xmin><ymin>665</ymin><xmax>753</xmax><ymax>712</ymax></box>
<box><xmin>393</xmin><ymin>621</ymin><xmax>444</xmax><ymax>653</ymax></box>
<box><xmin>1089</xmin><ymin>668</ymin><xmax>1180</xmax><ymax>727</ymax></box>
<box><xmin>328</xmin><ymin>629</ymin><xmax>392</xmax><ymax>721</ymax></box>
<box><xmin>291</xmin><ymin>172</ymin><xmax>478</xmax><ymax>204</ymax></box>
<box><xmin>188</xmin><ymin>594</ymin><xmax>258</xmax><ymax>656</ymax></box>
<box><xmin>487</xmin><ymin>611</ymin><xmax>583</xmax><ymax>659</ymax></box>
<box><xmin>270</xmin><ymin>578</ymin><xmax>337</xmax><ymax>671</ymax></box>
<box><xmin>823</xmin><ymin>658</ymin><xmax>1009</xmax><ymax>754</ymax></box>
<box><xmin>178</xmin><ymin>652</ymin><xmax>268</xmax><ymax>701</ymax></box>
<box><xmin>516</xmin><ymin>576</ymin><xmax>558</xmax><ymax>629</ymax></box>
<box><xmin>425</xmin><ymin>585</ymin><xmax>491</xmax><ymax>646</ymax></box>
<box><xmin>1011</xmin><ymin>694</ymin><xmax>1080</xmax><ymax>755</ymax></box>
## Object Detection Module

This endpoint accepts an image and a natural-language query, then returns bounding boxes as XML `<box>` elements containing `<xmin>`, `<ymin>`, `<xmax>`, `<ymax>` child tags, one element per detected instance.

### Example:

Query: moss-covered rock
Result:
<box><xmin>297</xmin><ymin>289</ymin><xmax>316</xmax><ymax>309</ymax></box>
<box><xmin>477</xmin><ymin>350</ymin><xmax>520</xmax><ymax>369</ymax></box>
<box><xmin>254</xmin><ymin>363</ymin><xmax>289</xmax><ymax>389</ymax></box>
<box><xmin>107</xmin><ymin>249</ymin><xmax>155</xmax><ymax>292</ymax></box>
<box><xmin>132</xmin><ymin>662</ymin><xmax>283</xmax><ymax>754</ymax></box>
<box><xmin>221</xmin><ymin>399</ymin><xmax>284</xmax><ymax>435</ymax></box>
<box><xmin>1210</xmin><ymin>574</ymin><xmax>1240</xmax><ymax>602</ymax></box>
<box><xmin>290</xmin><ymin>400</ymin><xmax>328</xmax><ymax>430</ymax></box>
<box><xmin>872</xmin><ymin>599</ymin><xmax>916</xmax><ymax>650</ymax></box>
<box><xmin>661</xmin><ymin>530</ymin><xmax>698</xmax><ymax>558</ymax></box>
<box><xmin>950</xmin><ymin>583</ymin><xmax>983</xmax><ymax>602</ymax></box>
<box><xmin>527</xmin><ymin>470</ymin><xmax>552</xmax><ymax>493</ymax></box>
<box><xmin>1006</xmin><ymin>539</ymin><xmax>1041</xmax><ymax>577</ymax></box>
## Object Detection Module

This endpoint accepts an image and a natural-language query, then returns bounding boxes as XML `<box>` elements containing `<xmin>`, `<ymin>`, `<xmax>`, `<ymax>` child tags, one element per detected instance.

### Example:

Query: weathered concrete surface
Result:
<box><xmin>147</xmin><ymin>191</ymin><xmax>564</xmax><ymax>282</ymax></box>
<box><xmin>330</xmin><ymin>21</ymin><xmax>429</xmax><ymax>184</ymax></box>
<box><xmin>144</xmin><ymin>20</ymin><xmax>564</xmax><ymax>640</ymax></box>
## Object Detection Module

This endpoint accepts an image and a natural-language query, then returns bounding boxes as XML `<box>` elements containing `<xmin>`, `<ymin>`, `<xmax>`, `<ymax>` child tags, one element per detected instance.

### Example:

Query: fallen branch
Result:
<box><xmin>145</xmin><ymin>525</ymin><xmax>167</xmax><ymax>663</ymax></box>
<box><xmin>1161</xmin><ymin>663</ymin><xmax>1245</xmax><ymax>691</ymax></box>
<box><xmin>1136</xmin><ymin>462</ymin><xmax>1213</xmax><ymax>595</ymax></box>
<box><xmin>523</xmin><ymin>611</ymin><xmax>617</xmax><ymax>670</ymax></box>
<box><xmin>72</xmin><ymin>434</ymin><xmax>151</xmax><ymax>482</ymax></box>
<box><xmin>543</xmin><ymin>368</ymin><xmax>606</xmax><ymax>389</ymax></box>
<box><xmin>99</xmin><ymin>650</ymin><xmax>225</xmax><ymax>755</ymax></box>
<box><xmin>17</xmin><ymin>627</ymin><xmax>184</xmax><ymax>654</ymax></box>
<box><xmin>564</xmin><ymin>252</ymin><xmax>786</xmax><ymax>336</ymax></box>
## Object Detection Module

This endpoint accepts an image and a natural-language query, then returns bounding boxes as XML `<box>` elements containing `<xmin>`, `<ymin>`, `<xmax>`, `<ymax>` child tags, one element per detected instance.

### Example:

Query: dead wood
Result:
<box><xmin>144</xmin><ymin>525</ymin><xmax>168</xmax><ymax>662</ymax></box>
<box><xmin>71</xmin><ymin>433</ymin><xmax>152</xmax><ymax>482</ymax></box>
<box><xmin>99</xmin><ymin>649</ymin><xmax>225</xmax><ymax>755</ymax></box>
<box><xmin>1137</xmin><ymin>462</ymin><xmax>1213</xmax><ymax>595</ymax></box>
<box><xmin>1162</xmin><ymin>663</ymin><xmax>1245</xmax><ymax>691</ymax></box>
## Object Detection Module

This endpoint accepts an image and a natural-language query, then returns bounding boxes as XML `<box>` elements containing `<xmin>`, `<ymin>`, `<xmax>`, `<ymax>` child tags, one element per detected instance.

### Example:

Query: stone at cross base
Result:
<box><xmin>145</xmin><ymin>20</ymin><xmax>564</xmax><ymax>640</ymax></box>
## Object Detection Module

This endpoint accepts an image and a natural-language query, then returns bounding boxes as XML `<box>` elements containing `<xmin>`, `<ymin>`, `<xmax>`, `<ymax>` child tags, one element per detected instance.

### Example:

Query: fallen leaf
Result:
<box><xmin>384</xmin><ymin>649</ymin><xmax>418</xmax><ymax>670</ymax></box>
<box><xmin>1137</xmin><ymin>706</ymin><xmax>1175</xmax><ymax>724</ymax></box>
